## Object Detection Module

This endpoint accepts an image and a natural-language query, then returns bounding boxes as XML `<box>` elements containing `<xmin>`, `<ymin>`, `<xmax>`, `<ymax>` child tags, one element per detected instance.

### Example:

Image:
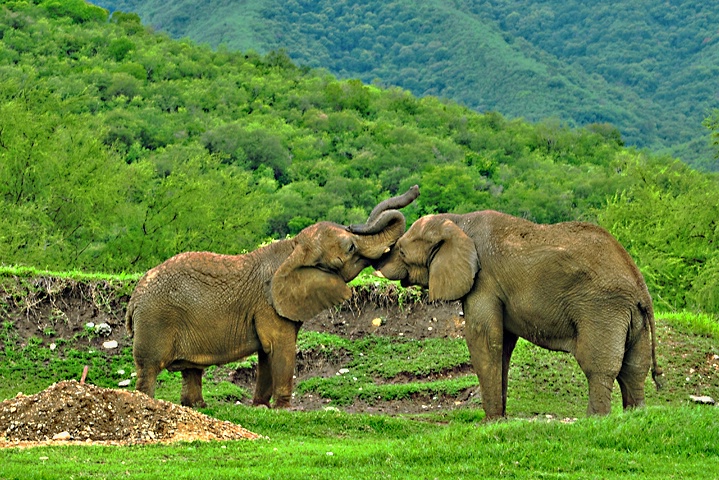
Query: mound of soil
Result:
<box><xmin>0</xmin><ymin>380</ymin><xmax>261</xmax><ymax>449</ymax></box>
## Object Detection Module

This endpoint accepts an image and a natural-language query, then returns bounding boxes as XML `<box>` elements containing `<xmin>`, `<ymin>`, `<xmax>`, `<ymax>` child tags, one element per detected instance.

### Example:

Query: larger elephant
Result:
<box><xmin>125</xmin><ymin>186</ymin><xmax>419</xmax><ymax>409</ymax></box>
<box><xmin>372</xmin><ymin>210</ymin><xmax>661</xmax><ymax>419</ymax></box>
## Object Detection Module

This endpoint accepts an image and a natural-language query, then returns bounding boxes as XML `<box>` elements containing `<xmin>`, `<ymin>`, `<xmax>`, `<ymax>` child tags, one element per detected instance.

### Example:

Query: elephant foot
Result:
<box><xmin>482</xmin><ymin>412</ymin><xmax>506</xmax><ymax>423</ymax></box>
<box><xmin>181</xmin><ymin>398</ymin><xmax>207</xmax><ymax>409</ymax></box>
<box><xmin>272</xmin><ymin>399</ymin><xmax>292</xmax><ymax>409</ymax></box>
<box><xmin>252</xmin><ymin>399</ymin><xmax>271</xmax><ymax>408</ymax></box>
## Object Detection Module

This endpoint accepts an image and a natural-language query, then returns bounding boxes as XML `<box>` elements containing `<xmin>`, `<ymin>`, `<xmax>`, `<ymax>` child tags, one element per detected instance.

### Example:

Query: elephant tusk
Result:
<box><xmin>373</xmin><ymin>270</ymin><xmax>386</xmax><ymax>278</ymax></box>
<box><xmin>384</xmin><ymin>247</ymin><xmax>391</xmax><ymax>253</ymax></box>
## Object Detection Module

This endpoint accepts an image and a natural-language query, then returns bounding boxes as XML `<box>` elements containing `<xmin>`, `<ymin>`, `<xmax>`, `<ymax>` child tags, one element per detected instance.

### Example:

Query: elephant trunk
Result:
<box><xmin>349</xmin><ymin>185</ymin><xmax>419</xmax><ymax>235</ymax></box>
<box><xmin>349</xmin><ymin>185</ymin><xmax>420</xmax><ymax>260</ymax></box>
<box><xmin>353</xmin><ymin>211</ymin><xmax>407</xmax><ymax>259</ymax></box>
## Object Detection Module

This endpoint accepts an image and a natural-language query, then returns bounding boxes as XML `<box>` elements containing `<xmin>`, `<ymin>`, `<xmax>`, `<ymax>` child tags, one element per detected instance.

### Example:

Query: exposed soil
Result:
<box><xmin>0</xmin><ymin>380</ymin><xmax>261</xmax><ymax>449</ymax></box>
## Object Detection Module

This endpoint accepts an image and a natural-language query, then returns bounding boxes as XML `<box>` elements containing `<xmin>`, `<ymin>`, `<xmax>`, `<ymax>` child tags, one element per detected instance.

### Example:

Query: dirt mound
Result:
<box><xmin>0</xmin><ymin>380</ymin><xmax>261</xmax><ymax>449</ymax></box>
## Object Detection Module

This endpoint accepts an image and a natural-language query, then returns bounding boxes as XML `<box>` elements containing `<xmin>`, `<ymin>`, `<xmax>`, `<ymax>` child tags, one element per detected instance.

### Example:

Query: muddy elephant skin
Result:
<box><xmin>377</xmin><ymin>210</ymin><xmax>661</xmax><ymax>420</ymax></box>
<box><xmin>126</xmin><ymin>187</ymin><xmax>419</xmax><ymax>408</ymax></box>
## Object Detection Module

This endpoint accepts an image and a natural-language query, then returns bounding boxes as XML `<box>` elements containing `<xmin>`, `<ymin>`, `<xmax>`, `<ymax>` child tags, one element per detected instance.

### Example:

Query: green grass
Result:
<box><xmin>660</xmin><ymin>311</ymin><xmax>719</xmax><ymax>337</ymax></box>
<box><xmin>0</xmin><ymin>265</ymin><xmax>142</xmax><ymax>283</ymax></box>
<box><xmin>1</xmin><ymin>310</ymin><xmax>718</xmax><ymax>478</ymax></box>
<box><xmin>0</xmin><ymin>407</ymin><xmax>717</xmax><ymax>479</ymax></box>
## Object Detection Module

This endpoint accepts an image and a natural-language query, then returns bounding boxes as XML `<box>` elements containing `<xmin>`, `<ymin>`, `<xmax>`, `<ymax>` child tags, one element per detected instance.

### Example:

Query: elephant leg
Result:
<box><xmin>617</xmin><ymin>327</ymin><xmax>651</xmax><ymax>410</ymax></box>
<box><xmin>252</xmin><ymin>349</ymin><xmax>273</xmax><ymax>408</ymax></box>
<box><xmin>256</xmin><ymin>317</ymin><xmax>301</xmax><ymax>409</ymax></box>
<box><xmin>268</xmin><ymin>322</ymin><xmax>302</xmax><ymax>409</ymax></box>
<box><xmin>135</xmin><ymin>362</ymin><xmax>161</xmax><ymax>399</ymax></box>
<box><xmin>501</xmin><ymin>331</ymin><xmax>519</xmax><ymax>414</ymax></box>
<box><xmin>464</xmin><ymin>297</ymin><xmax>506</xmax><ymax>420</ymax></box>
<box><xmin>181</xmin><ymin>368</ymin><xmax>206</xmax><ymax>408</ymax></box>
<box><xmin>574</xmin><ymin>320</ymin><xmax>625</xmax><ymax>415</ymax></box>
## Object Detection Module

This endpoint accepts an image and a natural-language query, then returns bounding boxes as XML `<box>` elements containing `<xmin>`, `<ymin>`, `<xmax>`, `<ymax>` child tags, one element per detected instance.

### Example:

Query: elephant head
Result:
<box><xmin>377</xmin><ymin>214</ymin><xmax>478</xmax><ymax>302</ymax></box>
<box><xmin>270</xmin><ymin>185</ymin><xmax>420</xmax><ymax>321</ymax></box>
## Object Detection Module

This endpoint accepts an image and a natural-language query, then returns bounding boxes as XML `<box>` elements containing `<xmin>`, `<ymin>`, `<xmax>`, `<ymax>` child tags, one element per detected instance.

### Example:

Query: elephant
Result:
<box><xmin>370</xmin><ymin>210</ymin><xmax>661</xmax><ymax>419</ymax></box>
<box><xmin>125</xmin><ymin>185</ymin><xmax>419</xmax><ymax>409</ymax></box>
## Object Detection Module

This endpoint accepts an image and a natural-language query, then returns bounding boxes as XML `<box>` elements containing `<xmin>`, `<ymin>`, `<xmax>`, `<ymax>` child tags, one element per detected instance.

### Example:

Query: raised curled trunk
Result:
<box><xmin>350</xmin><ymin>185</ymin><xmax>420</xmax><ymax>259</ymax></box>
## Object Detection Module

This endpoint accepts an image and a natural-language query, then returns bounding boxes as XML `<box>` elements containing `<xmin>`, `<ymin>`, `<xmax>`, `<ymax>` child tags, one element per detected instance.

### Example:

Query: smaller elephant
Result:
<box><xmin>126</xmin><ymin>186</ymin><xmax>419</xmax><ymax>408</ymax></box>
<box><xmin>373</xmin><ymin>211</ymin><xmax>661</xmax><ymax>419</ymax></box>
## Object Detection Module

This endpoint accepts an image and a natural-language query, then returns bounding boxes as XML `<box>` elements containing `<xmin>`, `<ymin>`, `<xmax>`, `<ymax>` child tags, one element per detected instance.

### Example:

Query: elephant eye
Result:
<box><xmin>347</xmin><ymin>241</ymin><xmax>356</xmax><ymax>254</ymax></box>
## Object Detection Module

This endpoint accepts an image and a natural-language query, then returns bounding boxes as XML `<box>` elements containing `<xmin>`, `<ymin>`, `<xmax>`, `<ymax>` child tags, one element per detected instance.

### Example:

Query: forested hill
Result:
<box><xmin>93</xmin><ymin>0</ymin><xmax>719</xmax><ymax>171</ymax></box>
<box><xmin>1</xmin><ymin>1</ymin><xmax>719</xmax><ymax>313</ymax></box>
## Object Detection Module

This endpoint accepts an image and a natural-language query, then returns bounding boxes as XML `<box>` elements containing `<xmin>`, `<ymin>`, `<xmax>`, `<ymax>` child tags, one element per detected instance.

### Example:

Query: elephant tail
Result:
<box><xmin>125</xmin><ymin>298</ymin><xmax>136</xmax><ymax>338</ymax></box>
<box><xmin>640</xmin><ymin>301</ymin><xmax>662</xmax><ymax>390</ymax></box>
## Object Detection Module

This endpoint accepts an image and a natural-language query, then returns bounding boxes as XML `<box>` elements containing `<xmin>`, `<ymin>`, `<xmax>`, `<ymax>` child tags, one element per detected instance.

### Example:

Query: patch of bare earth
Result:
<box><xmin>0</xmin><ymin>380</ymin><xmax>261</xmax><ymax>449</ymax></box>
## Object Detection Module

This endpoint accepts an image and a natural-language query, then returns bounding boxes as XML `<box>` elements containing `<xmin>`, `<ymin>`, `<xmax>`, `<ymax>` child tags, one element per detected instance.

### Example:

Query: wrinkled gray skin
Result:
<box><xmin>376</xmin><ymin>211</ymin><xmax>661</xmax><ymax>420</ymax></box>
<box><xmin>126</xmin><ymin>186</ymin><xmax>419</xmax><ymax>409</ymax></box>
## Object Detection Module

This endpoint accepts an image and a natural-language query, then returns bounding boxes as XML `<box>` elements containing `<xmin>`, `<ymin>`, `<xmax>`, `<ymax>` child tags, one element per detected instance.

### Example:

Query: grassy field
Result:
<box><xmin>0</xmin><ymin>282</ymin><xmax>718</xmax><ymax>479</ymax></box>
<box><xmin>0</xmin><ymin>406</ymin><xmax>716</xmax><ymax>478</ymax></box>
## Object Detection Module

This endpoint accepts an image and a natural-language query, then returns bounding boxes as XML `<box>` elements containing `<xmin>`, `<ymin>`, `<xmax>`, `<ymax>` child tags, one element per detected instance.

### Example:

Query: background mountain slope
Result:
<box><xmin>2</xmin><ymin>1</ymin><xmax>719</xmax><ymax>312</ymax></box>
<box><xmin>94</xmin><ymin>0</ymin><xmax>719</xmax><ymax>170</ymax></box>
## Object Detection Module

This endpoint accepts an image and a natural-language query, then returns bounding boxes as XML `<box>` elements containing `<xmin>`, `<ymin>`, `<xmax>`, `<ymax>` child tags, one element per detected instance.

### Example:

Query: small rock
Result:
<box><xmin>85</xmin><ymin>322</ymin><xmax>95</xmax><ymax>329</ymax></box>
<box><xmin>118</xmin><ymin>379</ymin><xmax>131</xmax><ymax>387</ymax></box>
<box><xmin>103</xmin><ymin>340</ymin><xmax>118</xmax><ymax>349</ymax></box>
<box><xmin>95</xmin><ymin>323</ymin><xmax>112</xmax><ymax>336</ymax></box>
<box><xmin>50</xmin><ymin>343</ymin><xmax>56</xmax><ymax>351</ymax></box>
<box><xmin>371</xmin><ymin>317</ymin><xmax>384</xmax><ymax>327</ymax></box>
<box><xmin>338</xmin><ymin>368</ymin><xmax>349</xmax><ymax>375</ymax></box>
<box><xmin>52</xmin><ymin>431</ymin><xmax>72</xmax><ymax>441</ymax></box>
<box><xmin>117</xmin><ymin>369</ymin><xmax>125</xmax><ymax>375</ymax></box>
<box><xmin>689</xmin><ymin>395</ymin><xmax>716</xmax><ymax>405</ymax></box>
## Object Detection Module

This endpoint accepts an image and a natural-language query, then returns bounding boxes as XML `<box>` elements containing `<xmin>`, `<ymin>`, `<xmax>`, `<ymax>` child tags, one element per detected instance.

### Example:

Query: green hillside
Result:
<box><xmin>94</xmin><ymin>0</ymin><xmax>719</xmax><ymax>170</ymax></box>
<box><xmin>1</xmin><ymin>1</ymin><xmax>719</xmax><ymax>313</ymax></box>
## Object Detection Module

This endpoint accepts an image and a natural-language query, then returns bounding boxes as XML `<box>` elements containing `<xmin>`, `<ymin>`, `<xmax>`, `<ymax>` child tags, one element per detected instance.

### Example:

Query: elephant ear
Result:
<box><xmin>271</xmin><ymin>243</ymin><xmax>352</xmax><ymax>322</ymax></box>
<box><xmin>428</xmin><ymin>220</ymin><xmax>479</xmax><ymax>301</ymax></box>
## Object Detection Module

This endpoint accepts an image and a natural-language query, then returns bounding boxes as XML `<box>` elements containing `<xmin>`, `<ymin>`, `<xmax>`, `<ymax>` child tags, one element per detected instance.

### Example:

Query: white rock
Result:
<box><xmin>118</xmin><ymin>379</ymin><xmax>131</xmax><ymax>387</ymax></box>
<box><xmin>102</xmin><ymin>340</ymin><xmax>118</xmax><ymax>349</ymax></box>
<box><xmin>94</xmin><ymin>323</ymin><xmax>112</xmax><ymax>336</ymax></box>
<box><xmin>50</xmin><ymin>343</ymin><xmax>56</xmax><ymax>351</ymax></box>
<box><xmin>689</xmin><ymin>395</ymin><xmax>716</xmax><ymax>405</ymax></box>
<box><xmin>52</xmin><ymin>431</ymin><xmax>72</xmax><ymax>441</ymax></box>
<box><xmin>117</xmin><ymin>369</ymin><xmax>125</xmax><ymax>375</ymax></box>
<box><xmin>338</xmin><ymin>368</ymin><xmax>350</xmax><ymax>375</ymax></box>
